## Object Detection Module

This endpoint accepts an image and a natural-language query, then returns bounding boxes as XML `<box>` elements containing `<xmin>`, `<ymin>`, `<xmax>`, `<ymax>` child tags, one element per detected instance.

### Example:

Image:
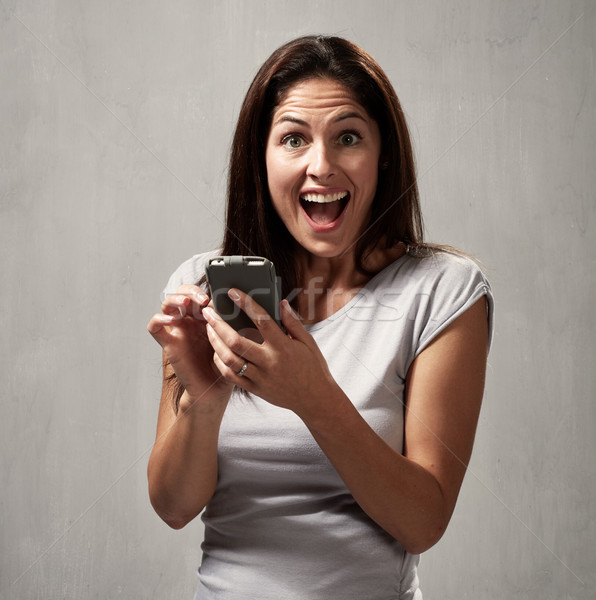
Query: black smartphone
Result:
<box><xmin>205</xmin><ymin>256</ymin><xmax>282</xmax><ymax>331</ymax></box>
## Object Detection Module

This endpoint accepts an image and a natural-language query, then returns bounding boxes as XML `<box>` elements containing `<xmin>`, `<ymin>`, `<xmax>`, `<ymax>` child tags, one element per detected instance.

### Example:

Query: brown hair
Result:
<box><xmin>169</xmin><ymin>36</ymin><xmax>427</xmax><ymax>408</ymax></box>
<box><xmin>221</xmin><ymin>35</ymin><xmax>424</xmax><ymax>296</ymax></box>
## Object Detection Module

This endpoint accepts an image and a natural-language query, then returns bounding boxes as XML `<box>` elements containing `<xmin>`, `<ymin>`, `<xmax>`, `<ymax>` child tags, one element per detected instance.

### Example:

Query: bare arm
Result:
<box><xmin>302</xmin><ymin>297</ymin><xmax>489</xmax><ymax>553</ymax></box>
<box><xmin>146</xmin><ymin>287</ymin><xmax>233</xmax><ymax>528</ymax></box>
<box><xmin>204</xmin><ymin>292</ymin><xmax>489</xmax><ymax>553</ymax></box>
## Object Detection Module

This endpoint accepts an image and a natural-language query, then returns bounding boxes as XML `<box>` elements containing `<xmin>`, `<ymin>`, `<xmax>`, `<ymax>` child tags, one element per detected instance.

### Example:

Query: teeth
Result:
<box><xmin>301</xmin><ymin>192</ymin><xmax>348</xmax><ymax>203</ymax></box>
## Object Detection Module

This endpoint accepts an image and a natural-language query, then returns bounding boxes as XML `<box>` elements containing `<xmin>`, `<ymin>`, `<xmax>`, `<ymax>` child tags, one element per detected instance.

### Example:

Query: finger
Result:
<box><xmin>147</xmin><ymin>313</ymin><xmax>177</xmax><ymax>345</ymax></box>
<box><xmin>206</xmin><ymin>322</ymin><xmax>242</xmax><ymax>368</ymax></box>
<box><xmin>204</xmin><ymin>308</ymin><xmax>257</xmax><ymax>363</ymax></box>
<box><xmin>161</xmin><ymin>285</ymin><xmax>208</xmax><ymax>308</ymax></box>
<box><xmin>162</xmin><ymin>286</ymin><xmax>209</xmax><ymax>319</ymax></box>
<box><xmin>174</xmin><ymin>284</ymin><xmax>210</xmax><ymax>304</ymax></box>
<box><xmin>228</xmin><ymin>288</ymin><xmax>284</xmax><ymax>338</ymax></box>
<box><xmin>160</xmin><ymin>294</ymin><xmax>192</xmax><ymax>318</ymax></box>
<box><xmin>207</xmin><ymin>326</ymin><xmax>252</xmax><ymax>381</ymax></box>
<box><xmin>279</xmin><ymin>299</ymin><xmax>311</xmax><ymax>343</ymax></box>
<box><xmin>211</xmin><ymin>351</ymin><xmax>254</xmax><ymax>388</ymax></box>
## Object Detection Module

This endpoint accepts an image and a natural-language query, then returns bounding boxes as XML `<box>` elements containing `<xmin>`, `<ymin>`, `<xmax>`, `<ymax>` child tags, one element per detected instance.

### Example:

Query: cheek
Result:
<box><xmin>265</xmin><ymin>150</ymin><xmax>282</xmax><ymax>194</ymax></box>
<box><xmin>265</xmin><ymin>159</ymin><xmax>290</xmax><ymax>221</ymax></box>
<box><xmin>355</xmin><ymin>158</ymin><xmax>380</xmax><ymax>199</ymax></box>
<box><xmin>266</xmin><ymin>154</ymin><xmax>298</xmax><ymax>204</ymax></box>
<box><xmin>266</xmin><ymin>171</ymin><xmax>285</xmax><ymax>214</ymax></box>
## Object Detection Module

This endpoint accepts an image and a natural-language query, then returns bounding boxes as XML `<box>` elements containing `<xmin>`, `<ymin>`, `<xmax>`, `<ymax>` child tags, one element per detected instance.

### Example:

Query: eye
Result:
<box><xmin>282</xmin><ymin>135</ymin><xmax>305</xmax><ymax>149</ymax></box>
<box><xmin>338</xmin><ymin>131</ymin><xmax>362</xmax><ymax>146</ymax></box>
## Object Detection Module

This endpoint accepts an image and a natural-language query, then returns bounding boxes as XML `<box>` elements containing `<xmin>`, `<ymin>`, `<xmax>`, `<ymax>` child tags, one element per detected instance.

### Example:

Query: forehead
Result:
<box><xmin>271</xmin><ymin>77</ymin><xmax>368</xmax><ymax>121</ymax></box>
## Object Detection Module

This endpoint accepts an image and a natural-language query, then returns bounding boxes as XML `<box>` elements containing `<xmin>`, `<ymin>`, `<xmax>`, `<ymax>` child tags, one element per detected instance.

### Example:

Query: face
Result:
<box><xmin>265</xmin><ymin>78</ymin><xmax>382</xmax><ymax>261</ymax></box>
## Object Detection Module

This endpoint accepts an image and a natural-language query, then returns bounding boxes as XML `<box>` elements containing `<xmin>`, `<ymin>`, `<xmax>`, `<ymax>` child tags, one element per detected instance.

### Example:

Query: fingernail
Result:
<box><xmin>157</xmin><ymin>314</ymin><xmax>174</xmax><ymax>323</ymax></box>
<box><xmin>228</xmin><ymin>289</ymin><xmax>241</xmax><ymax>302</ymax></box>
<box><xmin>203</xmin><ymin>307</ymin><xmax>215</xmax><ymax>322</ymax></box>
<box><xmin>283</xmin><ymin>300</ymin><xmax>296</xmax><ymax>315</ymax></box>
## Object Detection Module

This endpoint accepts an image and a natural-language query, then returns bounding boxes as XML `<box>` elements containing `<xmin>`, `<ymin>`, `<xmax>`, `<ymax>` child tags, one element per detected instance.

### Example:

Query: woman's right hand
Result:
<box><xmin>147</xmin><ymin>284</ymin><xmax>233</xmax><ymax>405</ymax></box>
<box><xmin>147</xmin><ymin>284</ymin><xmax>232</xmax><ymax>527</ymax></box>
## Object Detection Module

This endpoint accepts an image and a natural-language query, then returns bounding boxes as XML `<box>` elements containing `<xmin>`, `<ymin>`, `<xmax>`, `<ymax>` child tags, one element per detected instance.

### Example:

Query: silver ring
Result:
<box><xmin>237</xmin><ymin>362</ymin><xmax>248</xmax><ymax>377</ymax></box>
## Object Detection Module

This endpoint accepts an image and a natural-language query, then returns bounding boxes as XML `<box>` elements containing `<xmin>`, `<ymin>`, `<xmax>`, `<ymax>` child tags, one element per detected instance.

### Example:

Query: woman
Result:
<box><xmin>147</xmin><ymin>35</ymin><xmax>493</xmax><ymax>599</ymax></box>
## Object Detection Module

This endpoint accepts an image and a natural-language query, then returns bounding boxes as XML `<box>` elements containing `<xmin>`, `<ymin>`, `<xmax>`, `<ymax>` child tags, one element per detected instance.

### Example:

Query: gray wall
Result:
<box><xmin>2</xmin><ymin>1</ymin><xmax>594</xmax><ymax>598</ymax></box>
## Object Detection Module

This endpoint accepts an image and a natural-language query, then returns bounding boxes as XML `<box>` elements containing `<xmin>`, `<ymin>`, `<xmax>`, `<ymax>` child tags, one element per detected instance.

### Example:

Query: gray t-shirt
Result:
<box><xmin>163</xmin><ymin>249</ymin><xmax>494</xmax><ymax>600</ymax></box>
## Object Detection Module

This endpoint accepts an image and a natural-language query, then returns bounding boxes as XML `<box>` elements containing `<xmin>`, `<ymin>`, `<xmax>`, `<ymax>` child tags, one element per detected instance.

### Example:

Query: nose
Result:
<box><xmin>306</xmin><ymin>142</ymin><xmax>336</xmax><ymax>182</ymax></box>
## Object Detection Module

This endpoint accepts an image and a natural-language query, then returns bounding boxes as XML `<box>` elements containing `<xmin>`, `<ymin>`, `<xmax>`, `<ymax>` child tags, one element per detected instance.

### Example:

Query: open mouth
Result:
<box><xmin>299</xmin><ymin>192</ymin><xmax>350</xmax><ymax>226</ymax></box>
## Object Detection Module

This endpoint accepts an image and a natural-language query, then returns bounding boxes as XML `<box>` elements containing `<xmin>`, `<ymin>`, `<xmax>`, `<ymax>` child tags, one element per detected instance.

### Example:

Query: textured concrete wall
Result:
<box><xmin>2</xmin><ymin>1</ymin><xmax>594</xmax><ymax>598</ymax></box>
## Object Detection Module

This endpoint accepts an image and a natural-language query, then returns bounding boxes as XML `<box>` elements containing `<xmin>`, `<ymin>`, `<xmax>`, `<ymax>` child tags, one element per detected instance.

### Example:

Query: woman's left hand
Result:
<box><xmin>202</xmin><ymin>289</ymin><xmax>336</xmax><ymax>416</ymax></box>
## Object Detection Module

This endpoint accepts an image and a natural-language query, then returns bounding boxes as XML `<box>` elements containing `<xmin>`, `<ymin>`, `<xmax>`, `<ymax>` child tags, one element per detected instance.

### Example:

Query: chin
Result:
<box><xmin>298</xmin><ymin>240</ymin><xmax>352</xmax><ymax>260</ymax></box>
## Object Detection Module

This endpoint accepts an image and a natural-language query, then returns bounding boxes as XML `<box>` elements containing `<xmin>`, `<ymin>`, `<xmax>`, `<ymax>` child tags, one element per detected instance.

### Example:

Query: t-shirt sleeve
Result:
<box><xmin>413</xmin><ymin>253</ymin><xmax>494</xmax><ymax>359</ymax></box>
<box><xmin>161</xmin><ymin>251</ymin><xmax>216</xmax><ymax>302</ymax></box>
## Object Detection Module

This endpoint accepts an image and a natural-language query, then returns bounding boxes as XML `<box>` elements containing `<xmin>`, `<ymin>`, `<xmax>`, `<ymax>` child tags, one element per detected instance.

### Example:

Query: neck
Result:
<box><xmin>296</xmin><ymin>252</ymin><xmax>365</xmax><ymax>291</ymax></box>
<box><xmin>292</xmin><ymin>241</ymin><xmax>406</xmax><ymax>324</ymax></box>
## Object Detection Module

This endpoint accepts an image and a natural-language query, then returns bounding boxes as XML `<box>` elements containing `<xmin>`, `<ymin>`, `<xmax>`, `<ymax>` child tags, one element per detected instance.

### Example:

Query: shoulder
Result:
<box><xmin>161</xmin><ymin>249</ymin><xmax>221</xmax><ymax>299</ymax></box>
<box><xmin>409</xmin><ymin>248</ymin><xmax>489</xmax><ymax>293</ymax></box>
<box><xmin>411</xmin><ymin>249</ymin><xmax>494</xmax><ymax>353</ymax></box>
<box><xmin>373</xmin><ymin>248</ymin><xmax>494</xmax><ymax>354</ymax></box>
<box><xmin>374</xmin><ymin>247</ymin><xmax>489</xmax><ymax>294</ymax></box>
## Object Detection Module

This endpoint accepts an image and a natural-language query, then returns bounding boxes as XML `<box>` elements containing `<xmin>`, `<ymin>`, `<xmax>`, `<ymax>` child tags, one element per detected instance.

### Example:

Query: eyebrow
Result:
<box><xmin>272</xmin><ymin>111</ymin><xmax>369</xmax><ymax>127</ymax></box>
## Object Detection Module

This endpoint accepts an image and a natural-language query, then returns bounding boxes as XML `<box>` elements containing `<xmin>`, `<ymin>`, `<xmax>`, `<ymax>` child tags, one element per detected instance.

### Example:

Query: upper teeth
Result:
<box><xmin>301</xmin><ymin>192</ymin><xmax>348</xmax><ymax>203</ymax></box>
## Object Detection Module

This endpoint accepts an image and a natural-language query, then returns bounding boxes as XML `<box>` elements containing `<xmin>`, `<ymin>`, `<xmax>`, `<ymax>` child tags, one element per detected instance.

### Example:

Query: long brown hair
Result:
<box><xmin>221</xmin><ymin>35</ymin><xmax>424</xmax><ymax>297</ymax></box>
<box><xmin>169</xmin><ymin>36</ymin><xmax>426</xmax><ymax>408</ymax></box>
